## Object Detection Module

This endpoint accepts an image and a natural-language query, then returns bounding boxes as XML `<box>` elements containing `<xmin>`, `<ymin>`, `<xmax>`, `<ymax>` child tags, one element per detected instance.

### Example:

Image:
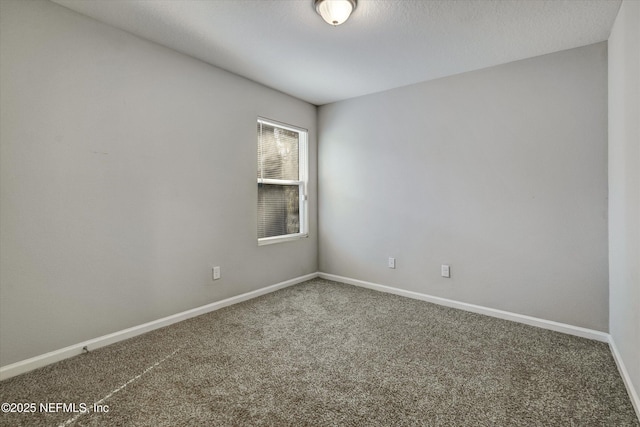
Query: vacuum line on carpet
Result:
<box><xmin>57</xmin><ymin>348</ymin><xmax>181</xmax><ymax>427</ymax></box>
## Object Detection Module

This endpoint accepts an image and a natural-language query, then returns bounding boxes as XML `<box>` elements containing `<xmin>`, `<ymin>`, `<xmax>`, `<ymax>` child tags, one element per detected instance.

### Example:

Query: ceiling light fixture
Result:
<box><xmin>314</xmin><ymin>0</ymin><xmax>357</xmax><ymax>26</ymax></box>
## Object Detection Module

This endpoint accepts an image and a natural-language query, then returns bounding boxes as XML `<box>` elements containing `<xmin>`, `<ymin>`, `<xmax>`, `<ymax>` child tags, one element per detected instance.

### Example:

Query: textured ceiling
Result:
<box><xmin>51</xmin><ymin>0</ymin><xmax>621</xmax><ymax>106</ymax></box>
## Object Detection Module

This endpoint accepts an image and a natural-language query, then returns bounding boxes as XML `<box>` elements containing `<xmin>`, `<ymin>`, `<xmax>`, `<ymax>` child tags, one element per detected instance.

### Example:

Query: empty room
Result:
<box><xmin>0</xmin><ymin>0</ymin><xmax>638</xmax><ymax>425</ymax></box>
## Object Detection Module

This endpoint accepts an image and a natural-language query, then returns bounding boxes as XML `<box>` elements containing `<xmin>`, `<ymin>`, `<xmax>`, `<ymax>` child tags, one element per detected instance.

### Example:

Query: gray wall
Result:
<box><xmin>609</xmin><ymin>0</ymin><xmax>640</xmax><ymax>405</ymax></box>
<box><xmin>0</xmin><ymin>0</ymin><xmax>317</xmax><ymax>366</ymax></box>
<box><xmin>319</xmin><ymin>43</ymin><xmax>609</xmax><ymax>331</ymax></box>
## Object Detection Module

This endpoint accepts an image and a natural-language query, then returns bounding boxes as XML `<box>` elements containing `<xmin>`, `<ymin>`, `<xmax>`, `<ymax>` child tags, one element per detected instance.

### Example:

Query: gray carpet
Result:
<box><xmin>1</xmin><ymin>278</ymin><xmax>638</xmax><ymax>426</ymax></box>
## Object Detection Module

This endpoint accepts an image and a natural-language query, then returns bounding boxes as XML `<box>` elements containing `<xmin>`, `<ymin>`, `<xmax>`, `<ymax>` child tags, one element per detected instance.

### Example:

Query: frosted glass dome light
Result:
<box><xmin>314</xmin><ymin>0</ymin><xmax>357</xmax><ymax>26</ymax></box>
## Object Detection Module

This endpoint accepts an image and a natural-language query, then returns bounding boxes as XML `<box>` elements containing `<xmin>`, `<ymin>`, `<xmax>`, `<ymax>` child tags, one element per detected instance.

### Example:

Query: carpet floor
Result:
<box><xmin>1</xmin><ymin>278</ymin><xmax>638</xmax><ymax>426</ymax></box>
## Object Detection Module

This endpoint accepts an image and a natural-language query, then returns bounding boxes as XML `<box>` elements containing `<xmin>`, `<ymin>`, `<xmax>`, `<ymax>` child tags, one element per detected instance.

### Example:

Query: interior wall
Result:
<box><xmin>318</xmin><ymin>42</ymin><xmax>608</xmax><ymax>331</ymax></box>
<box><xmin>609</xmin><ymin>0</ymin><xmax>640</xmax><ymax>406</ymax></box>
<box><xmin>0</xmin><ymin>0</ymin><xmax>317</xmax><ymax>366</ymax></box>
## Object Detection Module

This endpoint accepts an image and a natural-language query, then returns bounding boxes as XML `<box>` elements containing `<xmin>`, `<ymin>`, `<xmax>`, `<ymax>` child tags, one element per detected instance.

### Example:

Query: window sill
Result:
<box><xmin>258</xmin><ymin>233</ymin><xmax>308</xmax><ymax>246</ymax></box>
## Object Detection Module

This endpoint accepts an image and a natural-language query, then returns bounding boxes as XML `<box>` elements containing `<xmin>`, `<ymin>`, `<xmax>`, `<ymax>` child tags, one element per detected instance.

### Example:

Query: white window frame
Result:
<box><xmin>257</xmin><ymin>117</ymin><xmax>308</xmax><ymax>246</ymax></box>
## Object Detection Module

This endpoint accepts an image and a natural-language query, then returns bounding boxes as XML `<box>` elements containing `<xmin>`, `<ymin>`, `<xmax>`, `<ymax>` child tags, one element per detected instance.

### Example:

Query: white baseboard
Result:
<box><xmin>5</xmin><ymin>271</ymin><xmax>637</xmax><ymax>422</ymax></box>
<box><xmin>609</xmin><ymin>337</ymin><xmax>640</xmax><ymax>420</ymax></box>
<box><xmin>318</xmin><ymin>272</ymin><xmax>610</xmax><ymax>343</ymax></box>
<box><xmin>0</xmin><ymin>272</ymin><xmax>319</xmax><ymax>381</ymax></box>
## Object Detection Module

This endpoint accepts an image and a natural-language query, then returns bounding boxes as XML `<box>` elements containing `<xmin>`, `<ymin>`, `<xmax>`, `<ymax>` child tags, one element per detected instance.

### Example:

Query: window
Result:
<box><xmin>257</xmin><ymin>118</ymin><xmax>308</xmax><ymax>245</ymax></box>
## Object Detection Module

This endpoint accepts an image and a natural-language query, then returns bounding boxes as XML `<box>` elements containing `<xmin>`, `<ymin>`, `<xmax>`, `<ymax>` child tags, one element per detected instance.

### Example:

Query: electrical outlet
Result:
<box><xmin>212</xmin><ymin>266</ymin><xmax>221</xmax><ymax>280</ymax></box>
<box><xmin>388</xmin><ymin>257</ymin><xmax>396</xmax><ymax>269</ymax></box>
<box><xmin>441</xmin><ymin>264</ymin><xmax>450</xmax><ymax>278</ymax></box>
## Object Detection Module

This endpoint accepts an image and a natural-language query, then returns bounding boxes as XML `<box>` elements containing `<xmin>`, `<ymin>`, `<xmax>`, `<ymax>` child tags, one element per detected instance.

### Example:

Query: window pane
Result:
<box><xmin>257</xmin><ymin>123</ymin><xmax>299</xmax><ymax>181</ymax></box>
<box><xmin>258</xmin><ymin>184</ymin><xmax>300</xmax><ymax>238</ymax></box>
